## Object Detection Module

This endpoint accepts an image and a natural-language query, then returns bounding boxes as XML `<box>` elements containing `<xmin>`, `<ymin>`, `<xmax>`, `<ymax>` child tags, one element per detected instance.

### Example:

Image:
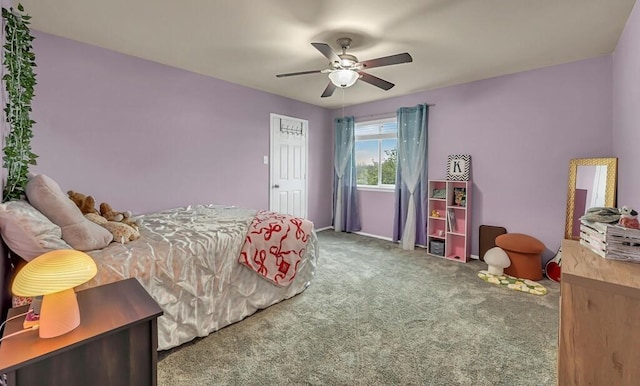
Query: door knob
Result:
<box><xmin>273</xmin><ymin>184</ymin><xmax>280</xmax><ymax>188</ymax></box>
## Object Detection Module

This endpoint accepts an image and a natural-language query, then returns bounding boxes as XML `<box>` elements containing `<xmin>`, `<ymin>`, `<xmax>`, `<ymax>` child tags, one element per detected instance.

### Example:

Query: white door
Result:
<box><xmin>269</xmin><ymin>113</ymin><xmax>308</xmax><ymax>218</ymax></box>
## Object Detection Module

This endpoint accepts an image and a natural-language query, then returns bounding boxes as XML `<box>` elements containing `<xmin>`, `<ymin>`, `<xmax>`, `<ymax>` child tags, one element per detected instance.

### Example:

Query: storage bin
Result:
<box><xmin>429</xmin><ymin>240</ymin><xmax>445</xmax><ymax>256</ymax></box>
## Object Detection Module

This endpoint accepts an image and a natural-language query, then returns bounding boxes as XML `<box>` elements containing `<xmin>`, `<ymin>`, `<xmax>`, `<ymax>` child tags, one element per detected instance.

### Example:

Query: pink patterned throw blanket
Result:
<box><xmin>239</xmin><ymin>210</ymin><xmax>313</xmax><ymax>287</ymax></box>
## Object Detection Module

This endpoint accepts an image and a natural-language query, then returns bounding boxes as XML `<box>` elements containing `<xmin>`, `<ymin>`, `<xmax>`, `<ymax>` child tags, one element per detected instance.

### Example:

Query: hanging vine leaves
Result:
<box><xmin>2</xmin><ymin>3</ymin><xmax>38</xmax><ymax>201</ymax></box>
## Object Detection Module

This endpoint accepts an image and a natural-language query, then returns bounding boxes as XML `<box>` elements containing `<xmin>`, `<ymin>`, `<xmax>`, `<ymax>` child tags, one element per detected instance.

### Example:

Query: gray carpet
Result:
<box><xmin>158</xmin><ymin>230</ymin><xmax>559</xmax><ymax>385</ymax></box>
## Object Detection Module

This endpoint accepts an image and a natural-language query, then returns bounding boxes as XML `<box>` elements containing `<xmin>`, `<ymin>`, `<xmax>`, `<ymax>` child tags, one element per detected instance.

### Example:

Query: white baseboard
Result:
<box><xmin>353</xmin><ymin>231</ymin><xmax>393</xmax><ymax>241</ymax></box>
<box><xmin>352</xmin><ymin>233</ymin><xmax>428</xmax><ymax>250</ymax></box>
<box><xmin>471</xmin><ymin>254</ymin><xmax>480</xmax><ymax>260</ymax></box>
<box><xmin>320</xmin><ymin>228</ymin><xmax>427</xmax><ymax>250</ymax></box>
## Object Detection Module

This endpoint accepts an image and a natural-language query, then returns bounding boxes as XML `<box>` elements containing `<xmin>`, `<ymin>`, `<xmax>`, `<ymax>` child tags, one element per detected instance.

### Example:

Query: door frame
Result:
<box><xmin>269</xmin><ymin>113</ymin><xmax>309</xmax><ymax>218</ymax></box>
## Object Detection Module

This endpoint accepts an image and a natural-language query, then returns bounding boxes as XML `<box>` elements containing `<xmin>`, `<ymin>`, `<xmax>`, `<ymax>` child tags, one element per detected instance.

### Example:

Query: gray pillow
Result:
<box><xmin>0</xmin><ymin>200</ymin><xmax>72</xmax><ymax>261</ymax></box>
<box><xmin>25</xmin><ymin>174</ymin><xmax>113</xmax><ymax>250</ymax></box>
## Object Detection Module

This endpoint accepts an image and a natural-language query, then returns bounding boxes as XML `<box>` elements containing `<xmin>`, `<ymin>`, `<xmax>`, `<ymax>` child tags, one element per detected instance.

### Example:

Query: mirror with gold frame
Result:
<box><xmin>565</xmin><ymin>157</ymin><xmax>618</xmax><ymax>240</ymax></box>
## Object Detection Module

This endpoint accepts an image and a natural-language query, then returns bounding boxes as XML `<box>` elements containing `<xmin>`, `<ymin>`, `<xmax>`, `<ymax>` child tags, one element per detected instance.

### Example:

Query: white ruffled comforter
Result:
<box><xmin>78</xmin><ymin>204</ymin><xmax>318</xmax><ymax>350</ymax></box>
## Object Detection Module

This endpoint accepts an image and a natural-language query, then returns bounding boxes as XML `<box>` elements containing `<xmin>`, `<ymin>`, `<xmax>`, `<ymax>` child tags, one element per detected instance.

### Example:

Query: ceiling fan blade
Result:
<box><xmin>360</xmin><ymin>53</ymin><xmax>413</xmax><ymax>70</ymax></box>
<box><xmin>358</xmin><ymin>72</ymin><xmax>395</xmax><ymax>90</ymax></box>
<box><xmin>276</xmin><ymin>69</ymin><xmax>323</xmax><ymax>78</ymax></box>
<box><xmin>311</xmin><ymin>42</ymin><xmax>340</xmax><ymax>63</ymax></box>
<box><xmin>321</xmin><ymin>82</ymin><xmax>337</xmax><ymax>98</ymax></box>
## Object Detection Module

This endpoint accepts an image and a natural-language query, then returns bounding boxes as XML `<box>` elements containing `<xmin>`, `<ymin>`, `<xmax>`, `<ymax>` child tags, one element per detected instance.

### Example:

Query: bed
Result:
<box><xmin>0</xmin><ymin>174</ymin><xmax>318</xmax><ymax>350</ymax></box>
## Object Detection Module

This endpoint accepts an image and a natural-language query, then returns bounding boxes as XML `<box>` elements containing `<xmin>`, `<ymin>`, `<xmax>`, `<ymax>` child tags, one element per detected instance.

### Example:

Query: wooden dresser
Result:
<box><xmin>558</xmin><ymin>240</ymin><xmax>640</xmax><ymax>385</ymax></box>
<box><xmin>0</xmin><ymin>278</ymin><xmax>163</xmax><ymax>386</ymax></box>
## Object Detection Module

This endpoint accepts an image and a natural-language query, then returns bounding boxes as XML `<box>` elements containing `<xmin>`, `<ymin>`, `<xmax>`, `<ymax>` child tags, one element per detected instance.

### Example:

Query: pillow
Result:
<box><xmin>0</xmin><ymin>200</ymin><xmax>72</xmax><ymax>261</ymax></box>
<box><xmin>25</xmin><ymin>174</ymin><xmax>113</xmax><ymax>250</ymax></box>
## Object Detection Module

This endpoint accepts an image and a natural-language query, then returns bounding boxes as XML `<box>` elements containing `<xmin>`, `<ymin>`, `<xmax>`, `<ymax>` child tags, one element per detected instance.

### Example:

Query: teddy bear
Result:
<box><xmin>99</xmin><ymin>202</ymin><xmax>142</xmax><ymax>228</ymax></box>
<box><xmin>67</xmin><ymin>190</ymin><xmax>100</xmax><ymax>215</ymax></box>
<box><xmin>85</xmin><ymin>213</ymin><xmax>140</xmax><ymax>244</ymax></box>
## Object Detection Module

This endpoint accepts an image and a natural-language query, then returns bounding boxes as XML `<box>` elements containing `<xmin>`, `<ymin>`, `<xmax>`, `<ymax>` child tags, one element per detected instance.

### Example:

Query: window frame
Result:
<box><xmin>354</xmin><ymin>117</ymin><xmax>398</xmax><ymax>191</ymax></box>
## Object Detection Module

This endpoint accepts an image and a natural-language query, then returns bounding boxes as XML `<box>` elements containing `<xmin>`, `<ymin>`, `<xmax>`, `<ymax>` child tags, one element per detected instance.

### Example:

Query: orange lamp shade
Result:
<box><xmin>12</xmin><ymin>250</ymin><xmax>97</xmax><ymax>338</ymax></box>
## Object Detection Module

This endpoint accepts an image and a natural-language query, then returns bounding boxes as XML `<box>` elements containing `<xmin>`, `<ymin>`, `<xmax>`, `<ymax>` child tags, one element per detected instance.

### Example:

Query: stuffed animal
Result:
<box><xmin>99</xmin><ymin>202</ymin><xmax>129</xmax><ymax>222</ymax></box>
<box><xmin>618</xmin><ymin>206</ymin><xmax>640</xmax><ymax>229</ymax></box>
<box><xmin>85</xmin><ymin>213</ymin><xmax>140</xmax><ymax>243</ymax></box>
<box><xmin>99</xmin><ymin>202</ymin><xmax>141</xmax><ymax>228</ymax></box>
<box><xmin>67</xmin><ymin>190</ymin><xmax>99</xmax><ymax>215</ymax></box>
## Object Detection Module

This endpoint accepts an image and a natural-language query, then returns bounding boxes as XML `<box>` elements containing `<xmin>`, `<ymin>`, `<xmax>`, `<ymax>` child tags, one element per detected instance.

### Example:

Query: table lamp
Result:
<box><xmin>12</xmin><ymin>250</ymin><xmax>97</xmax><ymax>338</ymax></box>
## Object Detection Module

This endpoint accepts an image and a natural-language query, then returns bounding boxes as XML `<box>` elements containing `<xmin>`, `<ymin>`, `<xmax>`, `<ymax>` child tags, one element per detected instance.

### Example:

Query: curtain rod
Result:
<box><xmin>354</xmin><ymin>103</ymin><xmax>435</xmax><ymax>121</ymax></box>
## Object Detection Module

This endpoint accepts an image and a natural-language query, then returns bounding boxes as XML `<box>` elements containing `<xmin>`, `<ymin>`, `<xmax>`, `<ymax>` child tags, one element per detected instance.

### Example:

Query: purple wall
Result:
<box><xmin>12</xmin><ymin>8</ymin><xmax>639</xmax><ymax>261</ymax></box>
<box><xmin>613</xmin><ymin>2</ymin><xmax>640</xmax><ymax>210</ymax></box>
<box><xmin>28</xmin><ymin>32</ymin><xmax>333</xmax><ymax>227</ymax></box>
<box><xmin>333</xmin><ymin>56</ymin><xmax>613</xmax><ymax>259</ymax></box>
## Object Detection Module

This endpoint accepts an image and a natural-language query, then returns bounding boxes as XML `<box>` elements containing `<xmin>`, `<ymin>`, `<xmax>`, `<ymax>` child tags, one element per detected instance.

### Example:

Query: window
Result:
<box><xmin>355</xmin><ymin>118</ymin><xmax>397</xmax><ymax>189</ymax></box>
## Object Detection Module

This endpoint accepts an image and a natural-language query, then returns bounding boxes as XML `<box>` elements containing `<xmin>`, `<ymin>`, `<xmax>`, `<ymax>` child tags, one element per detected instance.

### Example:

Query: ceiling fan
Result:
<box><xmin>276</xmin><ymin>37</ymin><xmax>413</xmax><ymax>98</ymax></box>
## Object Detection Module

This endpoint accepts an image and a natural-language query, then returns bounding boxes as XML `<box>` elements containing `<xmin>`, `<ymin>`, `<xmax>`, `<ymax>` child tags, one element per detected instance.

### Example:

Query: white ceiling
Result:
<box><xmin>16</xmin><ymin>0</ymin><xmax>637</xmax><ymax>109</ymax></box>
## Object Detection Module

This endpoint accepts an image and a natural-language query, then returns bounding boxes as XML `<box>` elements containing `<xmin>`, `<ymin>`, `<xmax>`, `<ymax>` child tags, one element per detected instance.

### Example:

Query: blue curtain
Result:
<box><xmin>333</xmin><ymin>116</ymin><xmax>361</xmax><ymax>232</ymax></box>
<box><xmin>393</xmin><ymin>104</ymin><xmax>429</xmax><ymax>248</ymax></box>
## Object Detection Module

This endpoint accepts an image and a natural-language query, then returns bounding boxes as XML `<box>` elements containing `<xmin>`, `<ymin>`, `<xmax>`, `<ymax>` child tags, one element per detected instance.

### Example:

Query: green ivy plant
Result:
<box><xmin>2</xmin><ymin>3</ymin><xmax>37</xmax><ymax>202</ymax></box>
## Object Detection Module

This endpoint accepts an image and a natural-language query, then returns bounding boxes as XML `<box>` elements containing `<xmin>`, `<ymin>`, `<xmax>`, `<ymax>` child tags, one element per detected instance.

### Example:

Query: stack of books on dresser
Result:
<box><xmin>580</xmin><ymin>220</ymin><xmax>640</xmax><ymax>262</ymax></box>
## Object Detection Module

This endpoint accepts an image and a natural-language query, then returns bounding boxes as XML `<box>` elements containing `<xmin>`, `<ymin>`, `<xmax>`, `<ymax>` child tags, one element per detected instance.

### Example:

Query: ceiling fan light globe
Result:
<box><xmin>329</xmin><ymin>70</ymin><xmax>359</xmax><ymax>88</ymax></box>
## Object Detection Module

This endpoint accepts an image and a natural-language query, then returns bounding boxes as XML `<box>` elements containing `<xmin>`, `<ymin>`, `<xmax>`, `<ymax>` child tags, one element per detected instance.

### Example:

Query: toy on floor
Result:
<box><xmin>483</xmin><ymin>247</ymin><xmax>511</xmax><ymax>276</ymax></box>
<box><xmin>545</xmin><ymin>247</ymin><xmax>562</xmax><ymax>282</ymax></box>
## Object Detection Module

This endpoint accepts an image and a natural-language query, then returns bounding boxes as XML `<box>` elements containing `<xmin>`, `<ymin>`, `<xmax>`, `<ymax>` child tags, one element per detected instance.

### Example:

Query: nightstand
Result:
<box><xmin>0</xmin><ymin>278</ymin><xmax>163</xmax><ymax>386</ymax></box>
